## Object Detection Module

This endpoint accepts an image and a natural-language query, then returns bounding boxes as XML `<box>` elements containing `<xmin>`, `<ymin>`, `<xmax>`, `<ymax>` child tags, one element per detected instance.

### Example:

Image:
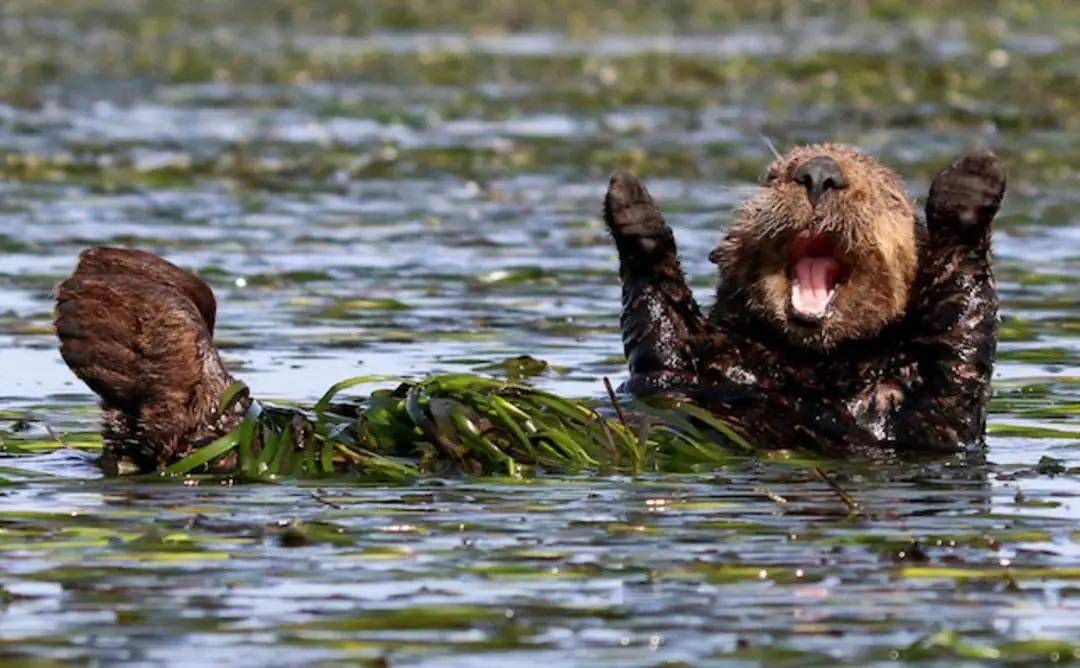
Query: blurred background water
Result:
<box><xmin>0</xmin><ymin>2</ymin><xmax>1078</xmax><ymax>665</ymax></box>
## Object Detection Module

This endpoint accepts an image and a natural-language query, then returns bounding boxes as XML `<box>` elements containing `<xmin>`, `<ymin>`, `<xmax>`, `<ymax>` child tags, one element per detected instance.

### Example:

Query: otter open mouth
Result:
<box><xmin>787</xmin><ymin>231</ymin><xmax>848</xmax><ymax>323</ymax></box>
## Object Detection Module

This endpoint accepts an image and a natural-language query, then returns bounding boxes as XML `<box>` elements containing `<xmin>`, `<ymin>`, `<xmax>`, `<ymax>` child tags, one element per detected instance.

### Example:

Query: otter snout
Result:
<box><xmin>717</xmin><ymin>144</ymin><xmax>918</xmax><ymax>350</ymax></box>
<box><xmin>794</xmin><ymin>156</ymin><xmax>847</xmax><ymax>206</ymax></box>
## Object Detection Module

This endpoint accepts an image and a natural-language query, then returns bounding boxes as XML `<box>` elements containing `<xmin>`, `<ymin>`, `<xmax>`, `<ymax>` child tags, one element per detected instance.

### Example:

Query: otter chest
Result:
<box><xmin>741</xmin><ymin>350</ymin><xmax>919</xmax><ymax>445</ymax></box>
<box><xmin>820</xmin><ymin>357</ymin><xmax>920</xmax><ymax>443</ymax></box>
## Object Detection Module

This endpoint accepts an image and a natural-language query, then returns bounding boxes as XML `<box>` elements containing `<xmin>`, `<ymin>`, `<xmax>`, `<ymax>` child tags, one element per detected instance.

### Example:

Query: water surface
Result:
<box><xmin>1</xmin><ymin>2</ymin><xmax>1078</xmax><ymax>665</ymax></box>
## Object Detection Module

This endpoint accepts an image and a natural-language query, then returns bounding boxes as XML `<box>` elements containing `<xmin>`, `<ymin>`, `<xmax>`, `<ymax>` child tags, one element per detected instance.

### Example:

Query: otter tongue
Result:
<box><xmin>791</xmin><ymin>257</ymin><xmax>839</xmax><ymax>318</ymax></box>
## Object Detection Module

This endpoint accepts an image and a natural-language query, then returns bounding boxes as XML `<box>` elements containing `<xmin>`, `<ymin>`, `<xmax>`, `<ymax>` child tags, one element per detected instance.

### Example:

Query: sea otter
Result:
<box><xmin>604</xmin><ymin>146</ymin><xmax>1004</xmax><ymax>454</ymax></box>
<box><xmin>53</xmin><ymin>146</ymin><xmax>1003</xmax><ymax>472</ymax></box>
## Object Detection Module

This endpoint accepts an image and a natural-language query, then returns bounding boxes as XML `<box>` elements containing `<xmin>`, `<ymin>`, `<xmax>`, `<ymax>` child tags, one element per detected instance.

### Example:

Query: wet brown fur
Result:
<box><xmin>50</xmin><ymin>147</ymin><xmax>1003</xmax><ymax>470</ymax></box>
<box><xmin>712</xmin><ymin>144</ymin><xmax>919</xmax><ymax>349</ymax></box>
<box><xmin>54</xmin><ymin>248</ymin><xmax>247</xmax><ymax>473</ymax></box>
<box><xmin>605</xmin><ymin>146</ymin><xmax>1004</xmax><ymax>454</ymax></box>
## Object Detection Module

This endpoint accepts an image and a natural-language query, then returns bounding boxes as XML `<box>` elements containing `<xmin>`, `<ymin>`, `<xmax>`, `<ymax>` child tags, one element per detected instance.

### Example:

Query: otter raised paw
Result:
<box><xmin>896</xmin><ymin>151</ymin><xmax>1004</xmax><ymax>451</ymax></box>
<box><xmin>605</xmin><ymin>145</ymin><xmax>1004</xmax><ymax>453</ymax></box>
<box><xmin>55</xmin><ymin>248</ymin><xmax>248</xmax><ymax>474</ymax></box>
<box><xmin>603</xmin><ymin>171</ymin><xmax>709</xmax><ymax>394</ymax></box>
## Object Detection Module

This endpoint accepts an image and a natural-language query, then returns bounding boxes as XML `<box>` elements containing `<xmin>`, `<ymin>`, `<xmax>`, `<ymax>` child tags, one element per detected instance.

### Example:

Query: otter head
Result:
<box><xmin>711</xmin><ymin>144</ymin><xmax>918</xmax><ymax>350</ymax></box>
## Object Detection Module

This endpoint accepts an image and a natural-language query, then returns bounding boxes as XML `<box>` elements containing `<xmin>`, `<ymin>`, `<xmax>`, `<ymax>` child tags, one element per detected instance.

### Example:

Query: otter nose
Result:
<box><xmin>793</xmin><ymin>156</ymin><xmax>847</xmax><ymax>206</ymax></box>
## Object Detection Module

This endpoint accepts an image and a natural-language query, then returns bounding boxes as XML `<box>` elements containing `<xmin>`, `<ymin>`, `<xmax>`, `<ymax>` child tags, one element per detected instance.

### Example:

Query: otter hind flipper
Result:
<box><xmin>54</xmin><ymin>248</ymin><xmax>244</xmax><ymax>472</ymax></box>
<box><xmin>55</xmin><ymin>275</ymin><xmax>148</xmax><ymax>409</ymax></box>
<box><xmin>604</xmin><ymin>171</ymin><xmax>710</xmax><ymax>393</ymax></box>
<box><xmin>71</xmin><ymin>246</ymin><xmax>218</xmax><ymax>332</ymax></box>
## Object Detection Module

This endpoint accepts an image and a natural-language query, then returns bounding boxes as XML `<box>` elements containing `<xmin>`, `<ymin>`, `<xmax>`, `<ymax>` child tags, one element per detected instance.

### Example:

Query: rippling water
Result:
<box><xmin>1</xmin><ymin>2</ymin><xmax>1078</xmax><ymax>664</ymax></box>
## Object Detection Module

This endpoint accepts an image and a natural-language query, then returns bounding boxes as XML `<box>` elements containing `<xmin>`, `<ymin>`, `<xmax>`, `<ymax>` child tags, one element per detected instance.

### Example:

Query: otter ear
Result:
<box><xmin>925</xmin><ymin>150</ymin><xmax>1005</xmax><ymax>238</ymax></box>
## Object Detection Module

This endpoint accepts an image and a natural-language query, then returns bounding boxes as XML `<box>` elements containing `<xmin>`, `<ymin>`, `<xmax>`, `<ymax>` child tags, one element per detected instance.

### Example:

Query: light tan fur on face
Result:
<box><xmin>712</xmin><ymin>144</ymin><xmax>918</xmax><ymax>350</ymax></box>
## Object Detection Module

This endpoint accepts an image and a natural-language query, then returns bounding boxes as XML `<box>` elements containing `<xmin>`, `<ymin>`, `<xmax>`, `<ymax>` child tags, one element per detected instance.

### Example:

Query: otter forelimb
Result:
<box><xmin>603</xmin><ymin>171</ymin><xmax>711</xmax><ymax>394</ymax></box>
<box><xmin>894</xmin><ymin>151</ymin><xmax>1004</xmax><ymax>451</ymax></box>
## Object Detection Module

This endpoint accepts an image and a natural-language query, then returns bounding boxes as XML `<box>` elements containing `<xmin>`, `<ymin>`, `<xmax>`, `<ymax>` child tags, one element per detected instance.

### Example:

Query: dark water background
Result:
<box><xmin>1</xmin><ymin>2</ymin><xmax>1078</xmax><ymax>665</ymax></box>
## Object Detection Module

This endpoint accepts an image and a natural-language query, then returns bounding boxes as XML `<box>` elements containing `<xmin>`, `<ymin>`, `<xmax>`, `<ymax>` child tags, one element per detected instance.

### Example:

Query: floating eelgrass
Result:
<box><xmin>164</xmin><ymin>373</ymin><xmax>759</xmax><ymax>481</ymax></box>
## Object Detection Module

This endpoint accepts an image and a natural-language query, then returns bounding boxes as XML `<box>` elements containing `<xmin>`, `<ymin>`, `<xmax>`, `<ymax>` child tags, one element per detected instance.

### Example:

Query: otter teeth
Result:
<box><xmin>791</xmin><ymin>257</ymin><xmax>840</xmax><ymax>320</ymax></box>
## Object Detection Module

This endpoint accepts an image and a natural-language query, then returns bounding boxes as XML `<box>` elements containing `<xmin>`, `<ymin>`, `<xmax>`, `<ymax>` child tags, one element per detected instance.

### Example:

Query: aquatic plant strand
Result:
<box><xmin>166</xmin><ymin>374</ymin><xmax>758</xmax><ymax>480</ymax></box>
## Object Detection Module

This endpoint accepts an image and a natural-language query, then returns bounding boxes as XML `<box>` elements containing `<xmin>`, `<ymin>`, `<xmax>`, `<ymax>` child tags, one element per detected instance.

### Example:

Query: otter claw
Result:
<box><xmin>926</xmin><ymin>149</ymin><xmax>1005</xmax><ymax>234</ymax></box>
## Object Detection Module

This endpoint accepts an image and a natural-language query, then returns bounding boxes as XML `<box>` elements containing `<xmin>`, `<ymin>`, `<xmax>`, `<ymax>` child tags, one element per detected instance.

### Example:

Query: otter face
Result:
<box><xmin>712</xmin><ymin>144</ymin><xmax>918</xmax><ymax>350</ymax></box>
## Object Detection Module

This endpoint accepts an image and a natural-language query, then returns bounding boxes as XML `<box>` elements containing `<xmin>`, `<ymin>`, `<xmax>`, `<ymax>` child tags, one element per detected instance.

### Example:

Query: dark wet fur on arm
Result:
<box><xmin>603</xmin><ymin>171</ymin><xmax>711</xmax><ymax>394</ymax></box>
<box><xmin>893</xmin><ymin>151</ymin><xmax>1004</xmax><ymax>451</ymax></box>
